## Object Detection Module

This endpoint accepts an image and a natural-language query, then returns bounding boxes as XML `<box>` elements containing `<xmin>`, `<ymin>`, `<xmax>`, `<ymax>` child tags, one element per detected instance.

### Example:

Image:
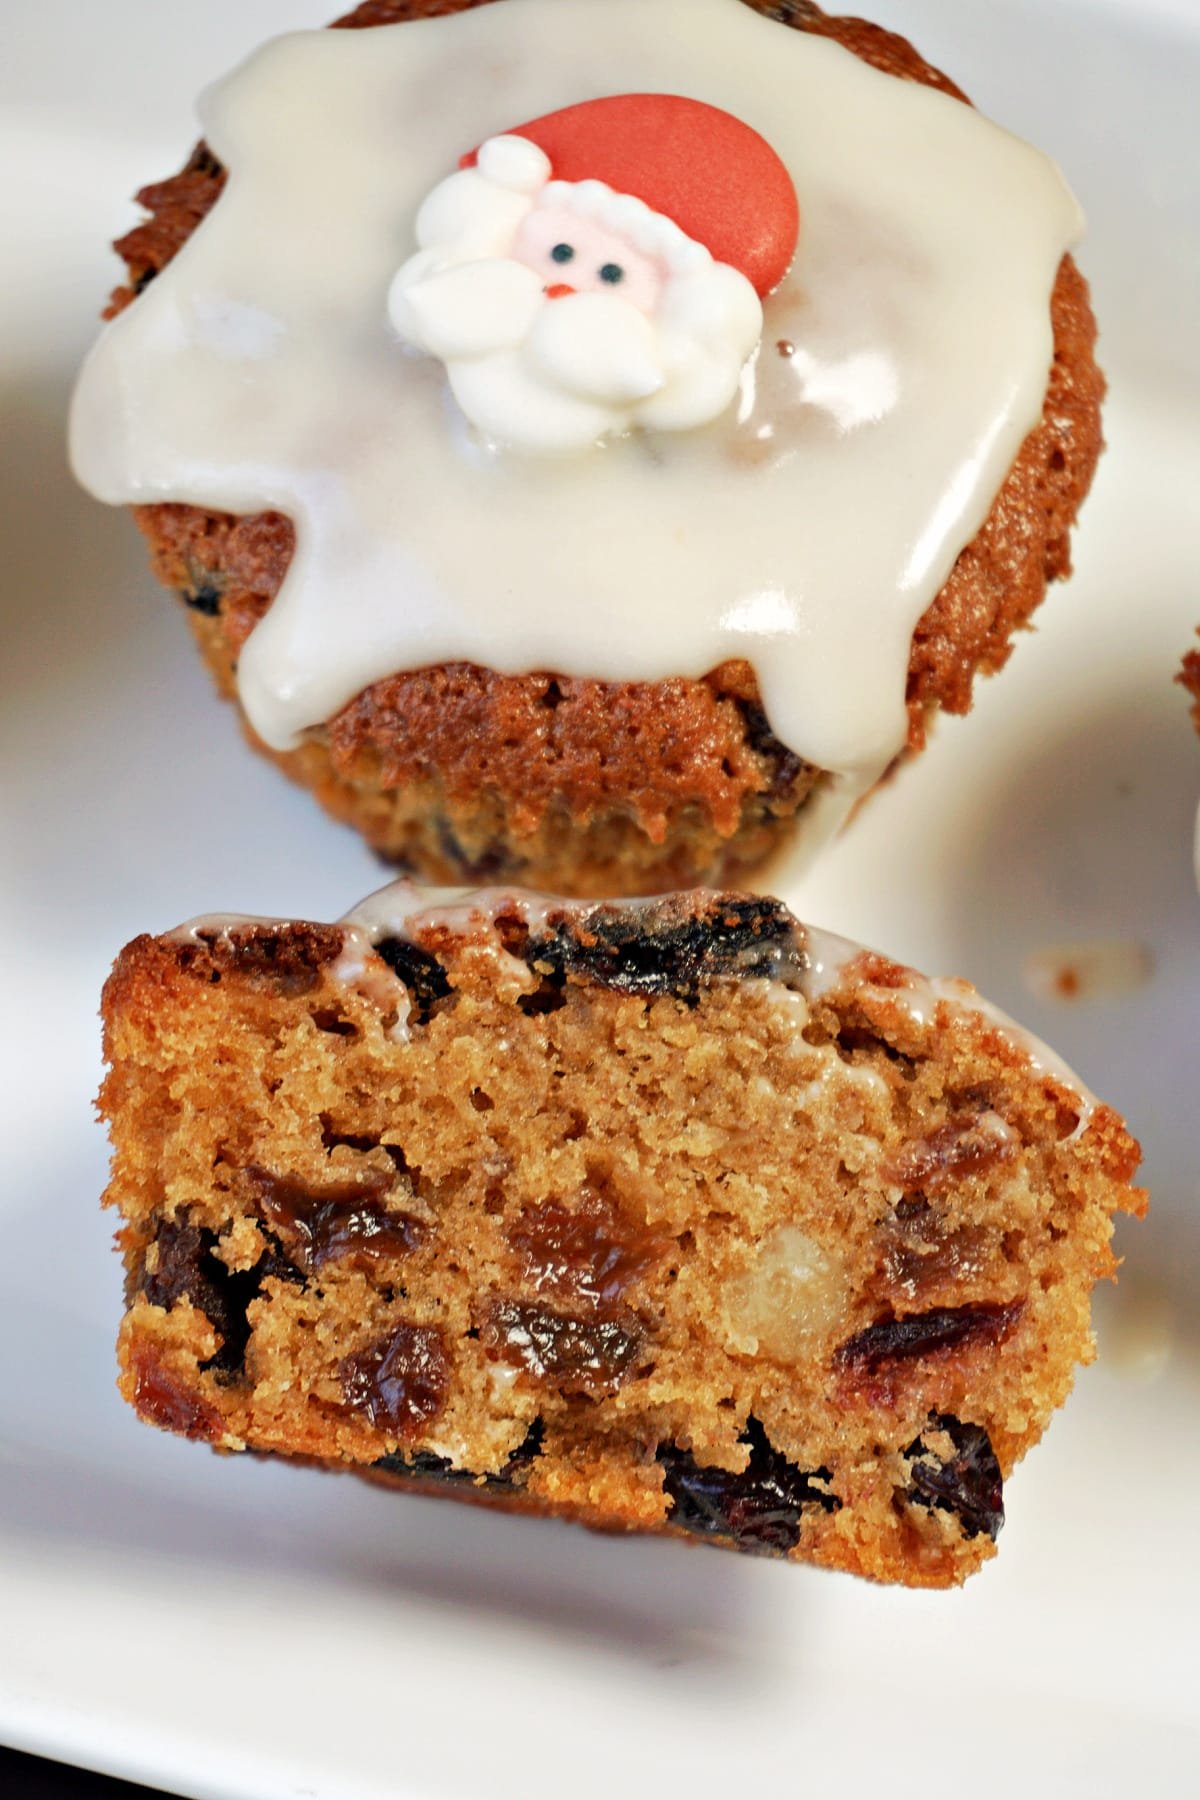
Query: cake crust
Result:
<box><xmin>104</xmin><ymin>0</ymin><xmax>1105</xmax><ymax>892</ymax></box>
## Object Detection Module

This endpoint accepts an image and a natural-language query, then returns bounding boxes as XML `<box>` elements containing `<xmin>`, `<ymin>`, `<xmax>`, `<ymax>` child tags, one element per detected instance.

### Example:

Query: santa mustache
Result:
<box><xmin>393</xmin><ymin>255</ymin><xmax>663</xmax><ymax>396</ymax></box>
<box><xmin>391</xmin><ymin>251</ymin><xmax>761</xmax><ymax>449</ymax></box>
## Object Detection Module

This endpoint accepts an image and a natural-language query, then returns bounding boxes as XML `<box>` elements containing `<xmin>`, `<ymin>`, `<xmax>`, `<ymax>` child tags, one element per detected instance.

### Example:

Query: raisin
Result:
<box><xmin>885</xmin><ymin>1114</ymin><xmax>1015</xmax><ymax>1194</ymax></box>
<box><xmin>373</xmin><ymin>938</ymin><xmax>453</xmax><ymax>1023</ymax></box>
<box><xmin>244</xmin><ymin>1167</ymin><xmax>392</xmax><ymax>1225</ymax></box>
<box><xmin>128</xmin><ymin>1344</ymin><xmax>221</xmax><ymax>1441</ymax></box>
<box><xmin>140</xmin><ymin>1217</ymin><xmax>214</xmax><ymax>1313</ymax></box>
<box><xmin>373</xmin><ymin>1449</ymin><xmax>477</xmax><ymax>1489</ymax></box>
<box><xmin>835</xmin><ymin>1024</ymin><xmax>915</xmax><ymax>1071</ymax></box>
<box><xmin>481</xmin><ymin>1299</ymin><xmax>646</xmax><ymax>1396</ymax></box>
<box><xmin>658</xmin><ymin>1418</ymin><xmax>838</xmax><ymax>1555</ymax></box>
<box><xmin>500</xmin><ymin>1415</ymin><xmax>545</xmax><ymax>1478</ymax></box>
<box><xmin>139</xmin><ymin>1215</ymin><xmax>300</xmax><ymax>1377</ymax></box>
<box><xmin>374</xmin><ymin>1419</ymin><xmax>545</xmax><ymax>1491</ymax></box>
<box><xmin>434</xmin><ymin>818</ymin><xmax>516</xmax><ymax>883</ymax></box>
<box><xmin>340</xmin><ymin>1323</ymin><xmax>449</xmax><ymax>1437</ymax></box>
<box><xmin>517</xmin><ymin>979</ymin><xmax>568</xmax><ymax>1017</ymax></box>
<box><xmin>523</xmin><ymin>893</ymin><xmax>806</xmax><ymax>1002</ymax></box>
<box><xmin>904</xmin><ymin>1414</ymin><xmax>1004</xmax><ymax>1540</ymax></box>
<box><xmin>312</xmin><ymin>1202</ymin><xmax>424</xmax><ymax>1267</ymax></box>
<box><xmin>320</xmin><ymin>1126</ymin><xmax>380</xmax><ymax>1153</ymax></box>
<box><xmin>508</xmin><ymin>1190</ymin><xmax>667</xmax><ymax>1306</ymax></box>
<box><xmin>737</xmin><ymin>700</ymin><xmax>807</xmax><ymax>799</ymax></box>
<box><xmin>184</xmin><ymin>142</ymin><xmax>224</xmax><ymax>179</ymax></box>
<box><xmin>835</xmin><ymin>1301</ymin><xmax>1023</xmax><ymax>1373</ymax></box>
<box><xmin>877</xmin><ymin>1200</ymin><xmax>992</xmax><ymax>1301</ymax></box>
<box><xmin>244</xmin><ymin>1165</ymin><xmax>423</xmax><ymax>1271</ymax></box>
<box><xmin>179</xmin><ymin>581</ymin><xmax>222</xmax><ymax>615</ymax></box>
<box><xmin>310</xmin><ymin>1006</ymin><xmax>358</xmax><ymax>1037</ymax></box>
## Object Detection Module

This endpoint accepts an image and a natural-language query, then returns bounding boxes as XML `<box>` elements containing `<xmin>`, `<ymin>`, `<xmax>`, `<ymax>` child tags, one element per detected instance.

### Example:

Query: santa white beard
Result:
<box><xmin>387</xmin><ymin>170</ymin><xmax>764</xmax><ymax>452</ymax></box>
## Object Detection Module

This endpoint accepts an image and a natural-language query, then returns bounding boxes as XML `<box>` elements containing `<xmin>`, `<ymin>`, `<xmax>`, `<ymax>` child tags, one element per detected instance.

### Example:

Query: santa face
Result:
<box><xmin>512</xmin><ymin>203</ymin><xmax>664</xmax><ymax>315</ymax></box>
<box><xmin>387</xmin><ymin>134</ymin><xmax>766</xmax><ymax>453</ymax></box>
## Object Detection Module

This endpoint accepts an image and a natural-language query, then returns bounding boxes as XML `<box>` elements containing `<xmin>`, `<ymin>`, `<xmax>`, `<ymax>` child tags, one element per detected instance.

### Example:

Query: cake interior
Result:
<box><xmin>101</xmin><ymin>895</ymin><xmax>1142</xmax><ymax>1586</ymax></box>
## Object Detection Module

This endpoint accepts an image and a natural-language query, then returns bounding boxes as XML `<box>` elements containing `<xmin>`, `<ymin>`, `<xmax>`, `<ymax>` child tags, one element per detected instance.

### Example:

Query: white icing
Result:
<box><xmin>69</xmin><ymin>0</ymin><xmax>1081</xmax><ymax>813</ymax></box>
<box><xmin>167</xmin><ymin>912</ymin><xmax>285</xmax><ymax>943</ymax></box>
<box><xmin>330</xmin><ymin>926</ymin><xmax>413</xmax><ymax>1039</ymax></box>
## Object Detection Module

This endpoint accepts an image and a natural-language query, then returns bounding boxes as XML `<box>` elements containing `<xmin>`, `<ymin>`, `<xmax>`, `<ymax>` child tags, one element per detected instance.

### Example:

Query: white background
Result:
<box><xmin>1</xmin><ymin>3</ymin><xmax>1197</xmax><ymax>1796</ymax></box>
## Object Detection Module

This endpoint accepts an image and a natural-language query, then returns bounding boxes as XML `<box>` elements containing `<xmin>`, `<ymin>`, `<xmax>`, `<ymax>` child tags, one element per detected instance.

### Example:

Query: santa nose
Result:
<box><xmin>545</xmin><ymin>282</ymin><xmax>576</xmax><ymax>300</ymax></box>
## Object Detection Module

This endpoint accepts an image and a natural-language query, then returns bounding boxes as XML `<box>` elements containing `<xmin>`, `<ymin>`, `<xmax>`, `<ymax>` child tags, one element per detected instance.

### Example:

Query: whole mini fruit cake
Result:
<box><xmin>71</xmin><ymin>0</ymin><xmax>1104</xmax><ymax>894</ymax></box>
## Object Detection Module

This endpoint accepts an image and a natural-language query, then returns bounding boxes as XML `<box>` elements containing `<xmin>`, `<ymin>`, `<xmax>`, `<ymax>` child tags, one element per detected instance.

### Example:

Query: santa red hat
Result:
<box><xmin>461</xmin><ymin>93</ymin><xmax>799</xmax><ymax>298</ymax></box>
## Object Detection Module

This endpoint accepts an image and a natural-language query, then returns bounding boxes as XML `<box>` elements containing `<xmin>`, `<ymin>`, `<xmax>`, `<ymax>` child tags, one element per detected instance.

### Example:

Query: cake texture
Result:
<box><xmin>100</xmin><ymin>883</ymin><xmax>1143</xmax><ymax>1587</ymax></box>
<box><xmin>86</xmin><ymin>0</ymin><xmax>1105</xmax><ymax>897</ymax></box>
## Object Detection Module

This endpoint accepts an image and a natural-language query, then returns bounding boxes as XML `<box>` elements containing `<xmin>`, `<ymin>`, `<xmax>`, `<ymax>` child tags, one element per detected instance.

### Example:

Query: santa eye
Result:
<box><xmin>599</xmin><ymin>263</ymin><xmax>625</xmax><ymax>285</ymax></box>
<box><xmin>550</xmin><ymin>243</ymin><xmax>575</xmax><ymax>265</ymax></box>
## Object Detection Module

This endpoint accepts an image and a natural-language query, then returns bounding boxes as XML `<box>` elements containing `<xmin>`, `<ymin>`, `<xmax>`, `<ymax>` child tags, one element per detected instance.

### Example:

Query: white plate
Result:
<box><xmin>2</xmin><ymin>3</ymin><xmax>1198</xmax><ymax>1796</ymax></box>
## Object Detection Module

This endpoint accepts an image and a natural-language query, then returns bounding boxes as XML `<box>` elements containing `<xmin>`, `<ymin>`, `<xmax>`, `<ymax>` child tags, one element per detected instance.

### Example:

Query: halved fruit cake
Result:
<box><xmin>100</xmin><ymin>884</ymin><xmax>1143</xmax><ymax>1586</ymax></box>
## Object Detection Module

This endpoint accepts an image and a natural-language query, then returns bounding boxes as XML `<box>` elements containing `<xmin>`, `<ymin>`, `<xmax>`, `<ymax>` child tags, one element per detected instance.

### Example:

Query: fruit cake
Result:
<box><xmin>100</xmin><ymin>883</ymin><xmax>1143</xmax><ymax>1587</ymax></box>
<box><xmin>71</xmin><ymin>0</ymin><xmax>1103</xmax><ymax>895</ymax></box>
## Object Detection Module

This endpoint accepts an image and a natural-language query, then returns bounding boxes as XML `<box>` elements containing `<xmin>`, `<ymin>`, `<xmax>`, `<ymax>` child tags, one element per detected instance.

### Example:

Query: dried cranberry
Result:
<box><xmin>340</xmin><ymin>1323</ymin><xmax>449</xmax><ymax>1438</ymax></box>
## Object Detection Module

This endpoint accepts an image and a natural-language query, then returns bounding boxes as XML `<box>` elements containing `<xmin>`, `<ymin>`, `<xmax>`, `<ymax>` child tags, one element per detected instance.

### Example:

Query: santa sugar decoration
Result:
<box><xmin>388</xmin><ymin>93</ymin><xmax>800</xmax><ymax>451</ymax></box>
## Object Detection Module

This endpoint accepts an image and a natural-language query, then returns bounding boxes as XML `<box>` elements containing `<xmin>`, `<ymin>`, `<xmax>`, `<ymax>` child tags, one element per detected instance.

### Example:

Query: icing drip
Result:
<box><xmin>70</xmin><ymin>0</ymin><xmax>1082</xmax><ymax>794</ymax></box>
